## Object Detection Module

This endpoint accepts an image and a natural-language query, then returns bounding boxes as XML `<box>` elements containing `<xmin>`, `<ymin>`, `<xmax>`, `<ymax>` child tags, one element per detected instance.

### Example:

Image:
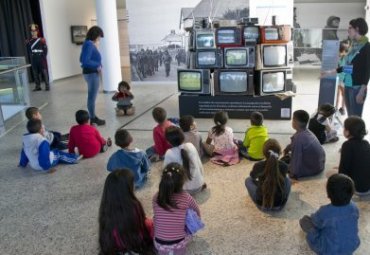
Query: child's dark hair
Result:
<box><xmin>327</xmin><ymin>173</ymin><xmax>354</xmax><ymax>206</ymax></box>
<box><xmin>293</xmin><ymin>110</ymin><xmax>309</xmax><ymax>129</ymax></box>
<box><xmin>319</xmin><ymin>103</ymin><xmax>336</xmax><ymax>118</ymax></box>
<box><xmin>261</xmin><ymin>139</ymin><xmax>285</xmax><ymax>209</ymax></box>
<box><xmin>344</xmin><ymin>116</ymin><xmax>367</xmax><ymax>140</ymax></box>
<box><xmin>115</xmin><ymin>129</ymin><xmax>133</xmax><ymax>148</ymax></box>
<box><xmin>99</xmin><ymin>169</ymin><xmax>154</xmax><ymax>254</ymax></box>
<box><xmin>25</xmin><ymin>107</ymin><xmax>39</xmax><ymax>120</ymax></box>
<box><xmin>27</xmin><ymin>119</ymin><xmax>42</xmax><ymax>134</ymax></box>
<box><xmin>212</xmin><ymin>111</ymin><xmax>228</xmax><ymax>136</ymax></box>
<box><xmin>152</xmin><ymin>107</ymin><xmax>167</xmax><ymax>124</ymax></box>
<box><xmin>118</xmin><ymin>81</ymin><xmax>131</xmax><ymax>91</ymax></box>
<box><xmin>157</xmin><ymin>163</ymin><xmax>186</xmax><ymax>211</ymax></box>
<box><xmin>250</xmin><ymin>111</ymin><xmax>264</xmax><ymax>126</ymax></box>
<box><xmin>165</xmin><ymin>126</ymin><xmax>192</xmax><ymax>181</ymax></box>
<box><xmin>339</xmin><ymin>40</ymin><xmax>350</xmax><ymax>53</ymax></box>
<box><xmin>75</xmin><ymin>110</ymin><xmax>90</xmax><ymax>125</ymax></box>
<box><xmin>179</xmin><ymin>115</ymin><xmax>194</xmax><ymax>132</ymax></box>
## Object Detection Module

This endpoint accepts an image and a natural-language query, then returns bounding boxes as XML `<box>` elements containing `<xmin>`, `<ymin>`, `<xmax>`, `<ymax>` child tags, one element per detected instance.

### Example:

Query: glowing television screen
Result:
<box><xmin>177</xmin><ymin>69</ymin><xmax>211</xmax><ymax>95</ymax></box>
<box><xmin>195</xmin><ymin>31</ymin><xmax>215</xmax><ymax>49</ymax></box>
<box><xmin>224</xmin><ymin>46</ymin><xmax>255</xmax><ymax>68</ymax></box>
<box><xmin>214</xmin><ymin>69</ymin><xmax>254</xmax><ymax>95</ymax></box>
<box><xmin>243</xmin><ymin>26</ymin><xmax>259</xmax><ymax>41</ymax></box>
<box><xmin>216</xmin><ymin>27</ymin><xmax>242</xmax><ymax>47</ymax></box>
<box><xmin>255</xmin><ymin>69</ymin><xmax>292</xmax><ymax>96</ymax></box>
<box><xmin>195</xmin><ymin>49</ymin><xmax>223</xmax><ymax>69</ymax></box>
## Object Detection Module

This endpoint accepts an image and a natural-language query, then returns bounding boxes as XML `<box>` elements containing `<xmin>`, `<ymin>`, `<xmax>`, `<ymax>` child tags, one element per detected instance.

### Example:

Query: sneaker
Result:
<box><xmin>45</xmin><ymin>86</ymin><xmax>50</xmax><ymax>91</ymax></box>
<box><xmin>90</xmin><ymin>117</ymin><xmax>105</xmax><ymax>126</ymax></box>
<box><xmin>338</xmin><ymin>107</ymin><xmax>345</xmax><ymax>116</ymax></box>
<box><xmin>33</xmin><ymin>87</ymin><xmax>42</xmax><ymax>91</ymax></box>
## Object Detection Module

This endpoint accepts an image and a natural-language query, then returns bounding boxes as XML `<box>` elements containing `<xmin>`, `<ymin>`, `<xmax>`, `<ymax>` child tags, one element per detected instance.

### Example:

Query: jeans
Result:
<box><xmin>83</xmin><ymin>73</ymin><xmax>100</xmax><ymax>119</ymax></box>
<box><xmin>245</xmin><ymin>176</ymin><xmax>291</xmax><ymax>211</ymax></box>
<box><xmin>344</xmin><ymin>86</ymin><xmax>366</xmax><ymax>117</ymax></box>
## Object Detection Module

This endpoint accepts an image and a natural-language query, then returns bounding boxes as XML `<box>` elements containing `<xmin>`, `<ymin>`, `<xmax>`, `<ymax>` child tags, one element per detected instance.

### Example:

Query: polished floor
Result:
<box><xmin>1</xmin><ymin>70</ymin><xmax>370</xmax><ymax>255</ymax></box>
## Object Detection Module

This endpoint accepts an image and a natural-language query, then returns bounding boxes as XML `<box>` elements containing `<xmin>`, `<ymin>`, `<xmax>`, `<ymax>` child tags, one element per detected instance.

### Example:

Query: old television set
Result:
<box><xmin>243</xmin><ymin>25</ymin><xmax>259</xmax><ymax>42</ymax></box>
<box><xmin>215</xmin><ymin>27</ymin><xmax>242</xmax><ymax>47</ymax></box>
<box><xmin>213</xmin><ymin>69</ymin><xmax>254</xmax><ymax>96</ymax></box>
<box><xmin>195</xmin><ymin>30</ymin><xmax>215</xmax><ymax>49</ymax></box>
<box><xmin>260</xmin><ymin>25</ymin><xmax>291</xmax><ymax>44</ymax></box>
<box><xmin>224</xmin><ymin>46</ymin><xmax>255</xmax><ymax>68</ymax></box>
<box><xmin>177</xmin><ymin>69</ymin><xmax>211</xmax><ymax>95</ymax></box>
<box><xmin>255</xmin><ymin>69</ymin><xmax>293</xmax><ymax>96</ymax></box>
<box><xmin>195</xmin><ymin>49</ymin><xmax>223</xmax><ymax>69</ymax></box>
<box><xmin>256</xmin><ymin>43</ymin><xmax>293</xmax><ymax>70</ymax></box>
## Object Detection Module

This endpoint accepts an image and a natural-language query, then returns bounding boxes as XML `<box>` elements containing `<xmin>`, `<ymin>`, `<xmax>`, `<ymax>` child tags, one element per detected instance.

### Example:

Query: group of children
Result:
<box><xmin>19</xmin><ymin>94</ymin><xmax>370</xmax><ymax>254</ymax></box>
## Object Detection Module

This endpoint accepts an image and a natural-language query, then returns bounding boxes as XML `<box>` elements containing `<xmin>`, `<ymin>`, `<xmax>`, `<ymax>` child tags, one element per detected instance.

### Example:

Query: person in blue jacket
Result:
<box><xmin>19</xmin><ymin>119</ymin><xmax>81</xmax><ymax>172</ymax></box>
<box><xmin>107</xmin><ymin>129</ymin><xmax>151</xmax><ymax>189</ymax></box>
<box><xmin>80</xmin><ymin>26</ymin><xmax>105</xmax><ymax>126</ymax></box>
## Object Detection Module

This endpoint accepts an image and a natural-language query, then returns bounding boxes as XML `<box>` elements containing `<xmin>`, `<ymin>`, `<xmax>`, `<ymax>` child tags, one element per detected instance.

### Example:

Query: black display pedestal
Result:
<box><xmin>179</xmin><ymin>94</ymin><xmax>292</xmax><ymax>119</ymax></box>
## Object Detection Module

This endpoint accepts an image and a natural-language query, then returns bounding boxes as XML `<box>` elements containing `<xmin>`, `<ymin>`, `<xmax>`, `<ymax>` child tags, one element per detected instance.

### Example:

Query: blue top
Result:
<box><xmin>307</xmin><ymin>202</ymin><xmax>360</xmax><ymax>255</ymax></box>
<box><xmin>79</xmin><ymin>40</ymin><xmax>101</xmax><ymax>69</ymax></box>
<box><xmin>107</xmin><ymin>149</ymin><xmax>150</xmax><ymax>189</ymax></box>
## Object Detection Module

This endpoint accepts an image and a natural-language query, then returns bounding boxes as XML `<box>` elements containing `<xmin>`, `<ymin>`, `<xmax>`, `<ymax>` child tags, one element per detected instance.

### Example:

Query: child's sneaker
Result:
<box><xmin>338</xmin><ymin>107</ymin><xmax>346</xmax><ymax>116</ymax></box>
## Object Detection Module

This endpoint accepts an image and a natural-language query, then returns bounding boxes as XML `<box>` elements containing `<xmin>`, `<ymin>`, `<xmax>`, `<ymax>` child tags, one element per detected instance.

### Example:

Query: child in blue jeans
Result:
<box><xmin>300</xmin><ymin>174</ymin><xmax>360</xmax><ymax>254</ymax></box>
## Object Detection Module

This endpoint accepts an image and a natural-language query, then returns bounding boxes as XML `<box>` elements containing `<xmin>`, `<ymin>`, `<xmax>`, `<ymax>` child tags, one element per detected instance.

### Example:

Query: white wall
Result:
<box><xmin>295</xmin><ymin>2</ymin><xmax>365</xmax><ymax>29</ymax></box>
<box><xmin>39</xmin><ymin>0</ymin><xmax>96</xmax><ymax>80</ymax></box>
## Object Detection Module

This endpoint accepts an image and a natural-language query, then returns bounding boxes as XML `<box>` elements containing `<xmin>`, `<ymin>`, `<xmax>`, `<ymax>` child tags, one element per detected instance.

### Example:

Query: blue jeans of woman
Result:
<box><xmin>344</xmin><ymin>86</ymin><xmax>366</xmax><ymax>117</ymax></box>
<box><xmin>83</xmin><ymin>73</ymin><xmax>100</xmax><ymax>119</ymax></box>
<box><xmin>245</xmin><ymin>176</ymin><xmax>291</xmax><ymax>211</ymax></box>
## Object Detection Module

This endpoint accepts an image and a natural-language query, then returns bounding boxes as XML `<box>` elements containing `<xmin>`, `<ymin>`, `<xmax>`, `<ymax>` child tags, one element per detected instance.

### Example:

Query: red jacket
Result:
<box><xmin>153</xmin><ymin>120</ymin><xmax>173</xmax><ymax>156</ymax></box>
<box><xmin>68</xmin><ymin>124</ymin><xmax>106</xmax><ymax>158</ymax></box>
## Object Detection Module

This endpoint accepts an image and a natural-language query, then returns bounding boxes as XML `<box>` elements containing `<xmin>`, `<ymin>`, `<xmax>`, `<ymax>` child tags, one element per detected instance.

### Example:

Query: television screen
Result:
<box><xmin>219</xmin><ymin>72</ymin><xmax>248</xmax><ymax>92</ymax></box>
<box><xmin>196</xmin><ymin>33</ymin><xmax>215</xmax><ymax>48</ymax></box>
<box><xmin>264</xmin><ymin>27</ymin><xmax>279</xmax><ymax>41</ymax></box>
<box><xmin>263</xmin><ymin>45</ymin><xmax>286</xmax><ymax>67</ymax></box>
<box><xmin>225</xmin><ymin>49</ymin><xmax>247</xmax><ymax>66</ymax></box>
<box><xmin>179</xmin><ymin>72</ymin><xmax>201</xmax><ymax>91</ymax></box>
<box><xmin>262</xmin><ymin>72</ymin><xmax>285</xmax><ymax>93</ymax></box>
<box><xmin>217</xmin><ymin>29</ymin><xmax>236</xmax><ymax>44</ymax></box>
<box><xmin>244</xmin><ymin>26</ymin><xmax>259</xmax><ymax>40</ymax></box>
<box><xmin>198</xmin><ymin>51</ymin><xmax>216</xmax><ymax>66</ymax></box>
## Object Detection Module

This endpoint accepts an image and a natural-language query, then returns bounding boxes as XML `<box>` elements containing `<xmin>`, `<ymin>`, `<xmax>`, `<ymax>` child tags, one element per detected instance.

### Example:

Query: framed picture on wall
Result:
<box><xmin>71</xmin><ymin>25</ymin><xmax>87</xmax><ymax>45</ymax></box>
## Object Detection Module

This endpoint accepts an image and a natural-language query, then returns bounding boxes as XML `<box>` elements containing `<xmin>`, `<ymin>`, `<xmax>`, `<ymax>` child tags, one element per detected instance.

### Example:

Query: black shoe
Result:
<box><xmin>338</xmin><ymin>107</ymin><xmax>345</xmax><ymax>116</ymax></box>
<box><xmin>90</xmin><ymin>117</ymin><xmax>105</xmax><ymax>126</ymax></box>
<box><xmin>45</xmin><ymin>86</ymin><xmax>50</xmax><ymax>91</ymax></box>
<box><xmin>33</xmin><ymin>87</ymin><xmax>42</xmax><ymax>91</ymax></box>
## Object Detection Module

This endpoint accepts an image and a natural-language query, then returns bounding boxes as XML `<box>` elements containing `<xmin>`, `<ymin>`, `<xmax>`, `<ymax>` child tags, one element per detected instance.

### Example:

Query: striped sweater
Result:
<box><xmin>153</xmin><ymin>191</ymin><xmax>200</xmax><ymax>241</ymax></box>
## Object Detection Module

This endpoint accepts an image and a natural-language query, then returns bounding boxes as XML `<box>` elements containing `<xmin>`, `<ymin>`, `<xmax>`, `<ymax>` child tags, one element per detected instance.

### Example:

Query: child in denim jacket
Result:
<box><xmin>300</xmin><ymin>174</ymin><xmax>360</xmax><ymax>254</ymax></box>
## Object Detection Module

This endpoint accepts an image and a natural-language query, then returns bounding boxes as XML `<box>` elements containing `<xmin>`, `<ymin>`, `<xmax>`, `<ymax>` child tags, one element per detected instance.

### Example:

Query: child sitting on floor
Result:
<box><xmin>164</xmin><ymin>126</ymin><xmax>206</xmax><ymax>195</ymax></box>
<box><xmin>308</xmin><ymin>103</ymin><xmax>339</xmax><ymax>144</ymax></box>
<box><xmin>203</xmin><ymin>111</ymin><xmax>239</xmax><ymax>166</ymax></box>
<box><xmin>146</xmin><ymin>107</ymin><xmax>174</xmax><ymax>162</ymax></box>
<box><xmin>25</xmin><ymin>106</ymin><xmax>68</xmax><ymax>150</ymax></box>
<box><xmin>338</xmin><ymin>116</ymin><xmax>370</xmax><ymax>195</ymax></box>
<box><xmin>68</xmin><ymin>110</ymin><xmax>111</xmax><ymax>158</ymax></box>
<box><xmin>300</xmin><ymin>174</ymin><xmax>360</xmax><ymax>254</ymax></box>
<box><xmin>19</xmin><ymin>119</ymin><xmax>81</xmax><ymax>172</ymax></box>
<box><xmin>245</xmin><ymin>139</ymin><xmax>290</xmax><ymax>211</ymax></box>
<box><xmin>107</xmin><ymin>129</ymin><xmax>151</xmax><ymax>189</ymax></box>
<box><xmin>237</xmin><ymin>111</ymin><xmax>268</xmax><ymax>161</ymax></box>
<box><xmin>112</xmin><ymin>81</ymin><xmax>135</xmax><ymax>116</ymax></box>
<box><xmin>179</xmin><ymin>115</ymin><xmax>203</xmax><ymax>158</ymax></box>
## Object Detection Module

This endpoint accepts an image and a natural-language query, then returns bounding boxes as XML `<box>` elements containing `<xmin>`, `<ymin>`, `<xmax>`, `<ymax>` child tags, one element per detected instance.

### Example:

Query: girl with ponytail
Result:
<box><xmin>153</xmin><ymin>163</ymin><xmax>201</xmax><ymax>255</ymax></box>
<box><xmin>245</xmin><ymin>139</ymin><xmax>291</xmax><ymax>211</ymax></box>
<box><xmin>164</xmin><ymin>126</ymin><xmax>206</xmax><ymax>195</ymax></box>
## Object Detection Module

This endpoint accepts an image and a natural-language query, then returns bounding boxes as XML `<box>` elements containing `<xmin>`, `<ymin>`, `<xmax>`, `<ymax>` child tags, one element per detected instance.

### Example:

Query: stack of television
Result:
<box><xmin>177</xmin><ymin>22</ymin><xmax>294</xmax><ymax>97</ymax></box>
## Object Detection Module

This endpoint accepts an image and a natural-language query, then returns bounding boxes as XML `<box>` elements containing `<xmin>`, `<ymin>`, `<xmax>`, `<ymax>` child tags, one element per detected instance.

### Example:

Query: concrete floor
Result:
<box><xmin>1</xmin><ymin>70</ymin><xmax>370</xmax><ymax>255</ymax></box>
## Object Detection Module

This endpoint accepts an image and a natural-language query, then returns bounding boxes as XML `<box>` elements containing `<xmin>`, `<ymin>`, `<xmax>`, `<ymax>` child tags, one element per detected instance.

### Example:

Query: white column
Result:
<box><xmin>366</xmin><ymin>0</ymin><xmax>370</xmax><ymax>29</ymax></box>
<box><xmin>95</xmin><ymin>0</ymin><xmax>122</xmax><ymax>92</ymax></box>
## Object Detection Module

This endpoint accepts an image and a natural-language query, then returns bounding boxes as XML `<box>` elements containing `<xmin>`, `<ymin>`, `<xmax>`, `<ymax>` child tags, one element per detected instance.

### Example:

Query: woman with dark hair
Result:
<box><xmin>324</xmin><ymin>18</ymin><xmax>370</xmax><ymax>117</ymax></box>
<box><xmin>99</xmin><ymin>169</ymin><xmax>155</xmax><ymax>255</ymax></box>
<box><xmin>245</xmin><ymin>139</ymin><xmax>291</xmax><ymax>211</ymax></box>
<box><xmin>80</xmin><ymin>26</ymin><xmax>105</xmax><ymax>126</ymax></box>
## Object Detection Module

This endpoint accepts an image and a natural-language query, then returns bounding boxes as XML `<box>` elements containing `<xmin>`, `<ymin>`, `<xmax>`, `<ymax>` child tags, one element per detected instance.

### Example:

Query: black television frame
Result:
<box><xmin>71</xmin><ymin>25</ymin><xmax>87</xmax><ymax>45</ymax></box>
<box><xmin>224</xmin><ymin>46</ymin><xmax>255</xmax><ymax>68</ymax></box>
<box><xmin>213</xmin><ymin>69</ymin><xmax>254</xmax><ymax>96</ymax></box>
<box><xmin>195</xmin><ymin>49</ymin><xmax>223</xmax><ymax>69</ymax></box>
<box><xmin>255</xmin><ymin>68</ymin><xmax>293</xmax><ymax>96</ymax></box>
<box><xmin>177</xmin><ymin>69</ymin><xmax>211</xmax><ymax>95</ymax></box>
<box><xmin>215</xmin><ymin>27</ymin><xmax>242</xmax><ymax>47</ymax></box>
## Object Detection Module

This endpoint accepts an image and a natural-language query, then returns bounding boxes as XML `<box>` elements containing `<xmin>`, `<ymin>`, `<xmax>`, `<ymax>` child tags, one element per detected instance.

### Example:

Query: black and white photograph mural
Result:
<box><xmin>126</xmin><ymin>0</ymin><xmax>249</xmax><ymax>81</ymax></box>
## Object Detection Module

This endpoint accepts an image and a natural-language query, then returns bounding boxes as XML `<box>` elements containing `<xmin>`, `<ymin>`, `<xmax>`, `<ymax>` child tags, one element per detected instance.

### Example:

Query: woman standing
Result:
<box><xmin>339</xmin><ymin>18</ymin><xmax>370</xmax><ymax>117</ymax></box>
<box><xmin>80</xmin><ymin>26</ymin><xmax>105</xmax><ymax>126</ymax></box>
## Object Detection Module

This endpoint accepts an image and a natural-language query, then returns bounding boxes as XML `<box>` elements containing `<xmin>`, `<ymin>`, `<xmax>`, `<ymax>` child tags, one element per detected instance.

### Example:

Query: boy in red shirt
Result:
<box><xmin>146</xmin><ymin>107</ymin><xmax>173</xmax><ymax>162</ymax></box>
<box><xmin>68</xmin><ymin>110</ymin><xmax>111</xmax><ymax>158</ymax></box>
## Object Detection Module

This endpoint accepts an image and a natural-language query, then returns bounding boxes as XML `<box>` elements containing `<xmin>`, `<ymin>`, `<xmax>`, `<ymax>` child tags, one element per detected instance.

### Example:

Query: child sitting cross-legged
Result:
<box><xmin>179</xmin><ymin>115</ymin><xmax>204</xmax><ymax>158</ymax></box>
<box><xmin>112</xmin><ymin>81</ymin><xmax>135</xmax><ymax>116</ymax></box>
<box><xmin>300</xmin><ymin>174</ymin><xmax>360</xmax><ymax>254</ymax></box>
<box><xmin>107</xmin><ymin>129</ymin><xmax>151</xmax><ymax>189</ymax></box>
<box><xmin>19</xmin><ymin>119</ymin><xmax>81</xmax><ymax>172</ymax></box>
<box><xmin>68</xmin><ymin>110</ymin><xmax>111</xmax><ymax>159</ymax></box>
<box><xmin>245</xmin><ymin>139</ymin><xmax>291</xmax><ymax>211</ymax></box>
